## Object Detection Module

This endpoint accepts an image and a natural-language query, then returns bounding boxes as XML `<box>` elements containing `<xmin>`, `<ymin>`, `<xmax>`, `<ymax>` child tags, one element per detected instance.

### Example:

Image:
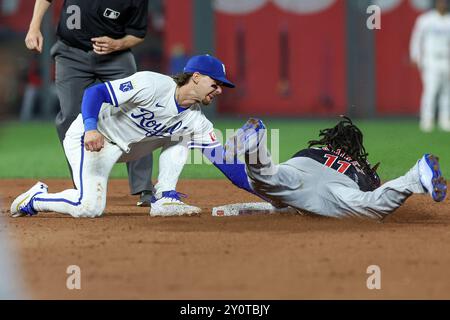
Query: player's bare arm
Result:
<box><xmin>25</xmin><ymin>0</ymin><xmax>52</xmax><ymax>53</ymax></box>
<box><xmin>91</xmin><ymin>35</ymin><xmax>144</xmax><ymax>55</ymax></box>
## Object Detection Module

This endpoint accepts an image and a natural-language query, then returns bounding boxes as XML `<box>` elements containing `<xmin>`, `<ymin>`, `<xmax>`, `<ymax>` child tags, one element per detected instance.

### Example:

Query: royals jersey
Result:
<box><xmin>292</xmin><ymin>146</ymin><xmax>379</xmax><ymax>192</ymax></box>
<box><xmin>97</xmin><ymin>71</ymin><xmax>221</xmax><ymax>155</ymax></box>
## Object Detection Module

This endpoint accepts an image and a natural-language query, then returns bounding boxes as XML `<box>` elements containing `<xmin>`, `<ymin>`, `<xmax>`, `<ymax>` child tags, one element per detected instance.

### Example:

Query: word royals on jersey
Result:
<box><xmin>130</xmin><ymin>108</ymin><xmax>185</xmax><ymax>137</ymax></box>
<box><xmin>96</xmin><ymin>71</ymin><xmax>220</xmax><ymax>154</ymax></box>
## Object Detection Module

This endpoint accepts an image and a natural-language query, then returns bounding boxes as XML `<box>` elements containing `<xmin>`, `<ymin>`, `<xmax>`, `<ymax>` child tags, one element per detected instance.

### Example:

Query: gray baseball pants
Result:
<box><xmin>50</xmin><ymin>40</ymin><xmax>153</xmax><ymax>195</ymax></box>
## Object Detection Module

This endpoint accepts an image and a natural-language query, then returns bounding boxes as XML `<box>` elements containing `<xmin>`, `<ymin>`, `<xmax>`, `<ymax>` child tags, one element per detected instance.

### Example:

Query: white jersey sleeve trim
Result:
<box><xmin>187</xmin><ymin>141</ymin><xmax>222</xmax><ymax>150</ymax></box>
<box><xmin>105</xmin><ymin>81</ymin><xmax>119</xmax><ymax>107</ymax></box>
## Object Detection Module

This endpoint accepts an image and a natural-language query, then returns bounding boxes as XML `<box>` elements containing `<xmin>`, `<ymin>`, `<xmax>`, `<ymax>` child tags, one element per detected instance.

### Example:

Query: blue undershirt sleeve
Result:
<box><xmin>201</xmin><ymin>144</ymin><xmax>254</xmax><ymax>194</ymax></box>
<box><xmin>81</xmin><ymin>83</ymin><xmax>113</xmax><ymax>132</ymax></box>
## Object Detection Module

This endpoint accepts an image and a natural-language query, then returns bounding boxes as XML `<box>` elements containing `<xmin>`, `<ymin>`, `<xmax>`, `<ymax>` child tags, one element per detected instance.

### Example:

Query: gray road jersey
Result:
<box><xmin>292</xmin><ymin>147</ymin><xmax>380</xmax><ymax>191</ymax></box>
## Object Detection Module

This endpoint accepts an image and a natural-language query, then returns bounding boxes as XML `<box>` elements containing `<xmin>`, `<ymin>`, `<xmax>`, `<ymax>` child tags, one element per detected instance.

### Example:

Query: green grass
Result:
<box><xmin>0</xmin><ymin>119</ymin><xmax>449</xmax><ymax>180</ymax></box>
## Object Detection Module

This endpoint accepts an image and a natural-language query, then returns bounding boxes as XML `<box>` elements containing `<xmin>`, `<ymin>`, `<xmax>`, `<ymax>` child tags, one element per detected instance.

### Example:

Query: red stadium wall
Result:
<box><xmin>164</xmin><ymin>0</ymin><xmax>347</xmax><ymax>117</ymax></box>
<box><xmin>0</xmin><ymin>1</ymin><xmax>63</xmax><ymax>32</ymax></box>
<box><xmin>164</xmin><ymin>0</ymin><xmax>193</xmax><ymax>58</ymax></box>
<box><xmin>0</xmin><ymin>1</ymin><xmax>33</xmax><ymax>33</ymax></box>
<box><xmin>164</xmin><ymin>1</ymin><xmax>428</xmax><ymax>117</ymax></box>
<box><xmin>2</xmin><ymin>0</ymin><xmax>426</xmax><ymax>117</ymax></box>
<box><xmin>215</xmin><ymin>1</ymin><xmax>347</xmax><ymax>116</ymax></box>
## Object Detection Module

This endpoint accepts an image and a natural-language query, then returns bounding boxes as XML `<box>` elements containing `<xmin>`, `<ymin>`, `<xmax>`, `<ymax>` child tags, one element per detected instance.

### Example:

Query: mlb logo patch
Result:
<box><xmin>103</xmin><ymin>8</ymin><xmax>120</xmax><ymax>20</ymax></box>
<box><xmin>119</xmin><ymin>81</ymin><xmax>133</xmax><ymax>92</ymax></box>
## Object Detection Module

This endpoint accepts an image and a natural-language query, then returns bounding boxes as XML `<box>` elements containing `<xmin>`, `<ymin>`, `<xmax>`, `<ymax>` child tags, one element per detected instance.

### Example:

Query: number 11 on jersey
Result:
<box><xmin>324</xmin><ymin>154</ymin><xmax>351</xmax><ymax>174</ymax></box>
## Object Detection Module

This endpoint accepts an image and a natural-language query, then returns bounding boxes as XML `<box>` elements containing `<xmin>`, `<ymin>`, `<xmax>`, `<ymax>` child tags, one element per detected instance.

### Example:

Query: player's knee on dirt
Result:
<box><xmin>72</xmin><ymin>179</ymin><xmax>108</xmax><ymax>218</ymax></box>
<box><xmin>74</xmin><ymin>200</ymin><xmax>105</xmax><ymax>218</ymax></box>
<box><xmin>71</xmin><ymin>189</ymin><xmax>106</xmax><ymax>218</ymax></box>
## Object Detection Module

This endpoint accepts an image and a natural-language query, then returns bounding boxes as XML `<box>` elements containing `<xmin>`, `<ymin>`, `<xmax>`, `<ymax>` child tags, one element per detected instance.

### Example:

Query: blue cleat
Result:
<box><xmin>418</xmin><ymin>154</ymin><xmax>447</xmax><ymax>202</ymax></box>
<box><xmin>10</xmin><ymin>182</ymin><xmax>48</xmax><ymax>217</ymax></box>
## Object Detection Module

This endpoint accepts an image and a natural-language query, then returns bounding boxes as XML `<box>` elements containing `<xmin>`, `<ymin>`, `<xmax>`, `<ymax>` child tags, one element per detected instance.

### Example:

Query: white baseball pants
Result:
<box><xmin>33</xmin><ymin>116</ymin><xmax>123</xmax><ymax>217</ymax></box>
<box><xmin>420</xmin><ymin>61</ymin><xmax>450</xmax><ymax>131</ymax></box>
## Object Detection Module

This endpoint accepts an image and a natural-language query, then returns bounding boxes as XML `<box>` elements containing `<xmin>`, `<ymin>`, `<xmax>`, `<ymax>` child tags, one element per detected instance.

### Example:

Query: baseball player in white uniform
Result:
<box><xmin>10</xmin><ymin>55</ymin><xmax>254</xmax><ymax>218</ymax></box>
<box><xmin>216</xmin><ymin>117</ymin><xmax>447</xmax><ymax>220</ymax></box>
<box><xmin>410</xmin><ymin>0</ymin><xmax>450</xmax><ymax>132</ymax></box>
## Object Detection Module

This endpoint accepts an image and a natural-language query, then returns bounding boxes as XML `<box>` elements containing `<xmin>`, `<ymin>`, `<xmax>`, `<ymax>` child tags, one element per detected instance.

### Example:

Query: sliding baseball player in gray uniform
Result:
<box><xmin>218</xmin><ymin>117</ymin><xmax>447</xmax><ymax>220</ymax></box>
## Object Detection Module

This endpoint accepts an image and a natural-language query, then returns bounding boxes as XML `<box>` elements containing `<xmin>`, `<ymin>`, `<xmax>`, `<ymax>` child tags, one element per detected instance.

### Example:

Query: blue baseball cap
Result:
<box><xmin>183</xmin><ymin>54</ymin><xmax>235</xmax><ymax>88</ymax></box>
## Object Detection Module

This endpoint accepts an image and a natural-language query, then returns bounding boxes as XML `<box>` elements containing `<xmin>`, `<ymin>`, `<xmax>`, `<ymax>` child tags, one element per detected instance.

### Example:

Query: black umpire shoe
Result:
<box><xmin>137</xmin><ymin>190</ymin><xmax>153</xmax><ymax>207</ymax></box>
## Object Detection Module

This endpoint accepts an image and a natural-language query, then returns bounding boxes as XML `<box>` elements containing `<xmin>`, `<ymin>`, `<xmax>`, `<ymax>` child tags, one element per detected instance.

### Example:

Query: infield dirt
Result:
<box><xmin>1</xmin><ymin>179</ymin><xmax>449</xmax><ymax>299</ymax></box>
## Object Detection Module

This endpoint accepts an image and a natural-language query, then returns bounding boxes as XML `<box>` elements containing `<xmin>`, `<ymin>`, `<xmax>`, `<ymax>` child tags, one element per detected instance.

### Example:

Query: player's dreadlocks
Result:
<box><xmin>308</xmin><ymin>116</ymin><xmax>379</xmax><ymax>175</ymax></box>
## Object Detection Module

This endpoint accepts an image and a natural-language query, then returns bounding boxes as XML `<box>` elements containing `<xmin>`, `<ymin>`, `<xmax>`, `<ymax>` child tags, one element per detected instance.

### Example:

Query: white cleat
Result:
<box><xmin>418</xmin><ymin>154</ymin><xmax>447</xmax><ymax>202</ymax></box>
<box><xmin>150</xmin><ymin>190</ymin><xmax>201</xmax><ymax>217</ymax></box>
<box><xmin>10</xmin><ymin>181</ymin><xmax>48</xmax><ymax>217</ymax></box>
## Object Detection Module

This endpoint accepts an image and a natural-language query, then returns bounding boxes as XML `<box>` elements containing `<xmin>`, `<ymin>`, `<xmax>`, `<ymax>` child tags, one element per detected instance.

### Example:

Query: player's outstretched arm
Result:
<box><xmin>201</xmin><ymin>144</ymin><xmax>254</xmax><ymax>194</ymax></box>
